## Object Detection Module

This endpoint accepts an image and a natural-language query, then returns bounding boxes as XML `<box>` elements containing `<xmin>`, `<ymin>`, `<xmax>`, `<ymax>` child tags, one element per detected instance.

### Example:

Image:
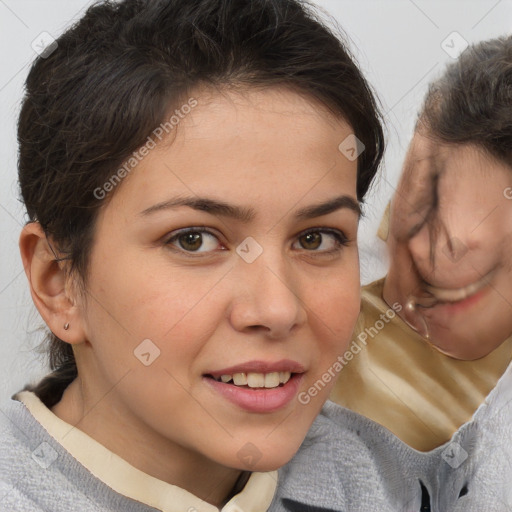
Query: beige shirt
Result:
<box><xmin>330</xmin><ymin>278</ymin><xmax>512</xmax><ymax>451</ymax></box>
<box><xmin>15</xmin><ymin>391</ymin><xmax>277</xmax><ymax>512</ymax></box>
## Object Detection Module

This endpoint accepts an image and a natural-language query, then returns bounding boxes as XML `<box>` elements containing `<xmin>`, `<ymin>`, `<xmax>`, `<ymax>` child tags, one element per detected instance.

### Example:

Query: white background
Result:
<box><xmin>0</xmin><ymin>0</ymin><xmax>511</xmax><ymax>400</ymax></box>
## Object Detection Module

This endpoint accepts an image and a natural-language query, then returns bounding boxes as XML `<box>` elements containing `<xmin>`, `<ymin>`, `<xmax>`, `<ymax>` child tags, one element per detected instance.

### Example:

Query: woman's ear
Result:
<box><xmin>19</xmin><ymin>222</ymin><xmax>85</xmax><ymax>345</ymax></box>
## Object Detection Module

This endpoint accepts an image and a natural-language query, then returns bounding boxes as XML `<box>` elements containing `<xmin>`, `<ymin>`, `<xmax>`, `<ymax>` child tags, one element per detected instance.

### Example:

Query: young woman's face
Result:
<box><xmin>75</xmin><ymin>87</ymin><xmax>360</xmax><ymax>472</ymax></box>
<box><xmin>384</xmin><ymin>131</ymin><xmax>512</xmax><ymax>360</ymax></box>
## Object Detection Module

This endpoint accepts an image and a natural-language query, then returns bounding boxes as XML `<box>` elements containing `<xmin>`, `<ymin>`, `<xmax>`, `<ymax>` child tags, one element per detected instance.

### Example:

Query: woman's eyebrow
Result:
<box><xmin>295</xmin><ymin>195</ymin><xmax>361</xmax><ymax>219</ymax></box>
<box><xmin>139</xmin><ymin>195</ymin><xmax>361</xmax><ymax>221</ymax></box>
<box><xmin>139</xmin><ymin>197</ymin><xmax>255</xmax><ymax>222</ymax></box>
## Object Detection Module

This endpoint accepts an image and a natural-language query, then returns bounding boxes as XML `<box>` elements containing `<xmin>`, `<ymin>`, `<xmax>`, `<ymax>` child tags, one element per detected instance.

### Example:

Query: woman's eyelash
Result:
<box><xmin>163</xmin><ymin>227</ymin><xmax>349</xmax><ymax>254</ymax></box>
<box><xmin>163</xmin><ymin>227</ymin><xmax>223</xmax><ymax>251</ymax></box>
<box><xmin>298</xmin><ymin>228</ymin><xmax>349</xmax><ymax>246</ymax></box>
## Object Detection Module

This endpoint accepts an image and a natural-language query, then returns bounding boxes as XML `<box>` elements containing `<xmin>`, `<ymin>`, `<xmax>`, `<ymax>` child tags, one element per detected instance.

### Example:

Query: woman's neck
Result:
<box><xmin>52</xmin><ymin>378</ymin><xmax>245</xmax><ymax>507</ymax></box>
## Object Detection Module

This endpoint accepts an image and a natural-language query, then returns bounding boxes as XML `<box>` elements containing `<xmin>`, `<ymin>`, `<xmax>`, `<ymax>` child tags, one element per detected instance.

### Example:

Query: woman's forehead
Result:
<box><xmin>94</xmin><ymin>87</ymin><xmax>359</xmax><ymax>228</ymax></box>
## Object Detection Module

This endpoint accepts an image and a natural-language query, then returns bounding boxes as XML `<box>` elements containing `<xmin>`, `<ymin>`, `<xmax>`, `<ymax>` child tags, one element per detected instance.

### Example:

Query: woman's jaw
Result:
<box><xmin>49</xmin><ymin>85</ymin><xmax>361</xmax><ymax>503</ymax></box>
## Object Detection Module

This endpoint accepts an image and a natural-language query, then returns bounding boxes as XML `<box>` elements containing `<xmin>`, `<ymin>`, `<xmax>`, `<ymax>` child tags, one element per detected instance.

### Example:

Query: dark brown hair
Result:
<box><xmin>18</xmin><ymin>0</ymin><xmax>384</xmax><ymax>407</ymax></box>
<box><xmin>408</xmin><ymin>36</ymin><xmax>512</xmax><ymax>261</ymax></box>
<box><xmin>420</xmin><ymin>35</ymin><xmax>512</xmax><ymax>165</ymax></box>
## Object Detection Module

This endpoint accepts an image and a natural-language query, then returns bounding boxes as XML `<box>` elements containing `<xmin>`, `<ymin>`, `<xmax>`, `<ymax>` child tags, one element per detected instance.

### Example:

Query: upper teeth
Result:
<box><xmin>216</xmin><ymin>371</ymin><xmax>291</xmax><ymax>389</ymax></box>
<box><xmin>425</xmin><ymin>271</ymin><xmax>493</xmax><ymax>303</ymax></box>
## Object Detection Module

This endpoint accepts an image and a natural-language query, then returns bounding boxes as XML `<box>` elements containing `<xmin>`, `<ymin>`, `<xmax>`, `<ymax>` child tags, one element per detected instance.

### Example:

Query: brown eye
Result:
<box><xmin>165</xmin><ymin>228</ymin><xmax>222</xmax><ymax>253</ymax></box>
<box><xmin>293</xmin><ymin>229</ymin><xmax>348</xmax><ymax>253</ymax></box>
<box><xmin>299</xmin><ymin>232</ymin><xmax>322</xmax><ymax>250</ymax></box>
<box><xmin>178</xmin><ymin>232</ymin><xmax>203</xmax><ymax>251</ymax></box>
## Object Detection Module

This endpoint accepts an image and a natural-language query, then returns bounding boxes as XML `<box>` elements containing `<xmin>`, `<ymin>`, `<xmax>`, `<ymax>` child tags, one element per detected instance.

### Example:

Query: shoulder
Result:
<box><xmin>0</xmin><ymin>397</ymin><xmax>38</xmax><ymax>471</ymax></box>
<box><xmin>271</xmin><ymin>401</ymin><xmax>433</xmax><ymax>512</ymax></box>
<box><xmin>0</xmin><ymin>395</ymin><xmax>176</xmax><ymax>512</ymax></box>
<box><xmin>0</xmin><ymin>397</ymin><xmax>53</xmax><ymax>511</ymax></box>
<box><xmin>0</xmin><ymin>397</ymin><xmax>121</xmax><ymax>511</ymax></box>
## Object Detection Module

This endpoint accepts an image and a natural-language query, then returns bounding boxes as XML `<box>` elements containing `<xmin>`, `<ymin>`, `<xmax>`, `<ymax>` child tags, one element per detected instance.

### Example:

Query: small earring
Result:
<box><xmin>63</xmin><ymin>323</ymin><xmax>70</xmax><ymax>330</ymax></box>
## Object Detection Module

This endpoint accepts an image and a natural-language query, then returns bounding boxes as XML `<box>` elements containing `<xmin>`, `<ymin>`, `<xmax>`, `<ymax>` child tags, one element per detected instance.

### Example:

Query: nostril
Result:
<box><xmin>458</xmin><ymin>484</ymin><xmax>468</xmax><ymax>498</ymax></box>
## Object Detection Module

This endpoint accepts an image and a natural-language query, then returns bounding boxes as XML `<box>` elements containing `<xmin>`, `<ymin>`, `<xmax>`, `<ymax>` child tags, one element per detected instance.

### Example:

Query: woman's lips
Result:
<box><xmin>432</xmin><ymin>286</ymin><xmax>489</xmax><ymax>314</ymax></box>
<box><xmin>424</xmin><ymin>270</ymin><xmax>495</xmax><ymax>304</ymax></box>
<box><xmin>414</xmin><ymin>269</ymin><xmax>497</xmax><ymax>317</ymax></box>
<box><xmin>204</xmin><ymin>363</ymin><xmax>304</xmax><ymax>413</ymax></box>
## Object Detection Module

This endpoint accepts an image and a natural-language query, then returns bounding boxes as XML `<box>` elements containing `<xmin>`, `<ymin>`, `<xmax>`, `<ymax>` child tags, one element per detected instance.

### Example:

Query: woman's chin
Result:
<box><xmin>238</xmin><ymin>458</ymin><xmax>290</xmax><ymax>473</ymax></box>
<box><xmin>426</xmin><ymin>331</ymin><xmax>496</xmax><ymax>361</ymax></box>
<box><xmin>210</xmin><ymin>440</ymin><xmax>302</xmax><ymax>473</ymax></box>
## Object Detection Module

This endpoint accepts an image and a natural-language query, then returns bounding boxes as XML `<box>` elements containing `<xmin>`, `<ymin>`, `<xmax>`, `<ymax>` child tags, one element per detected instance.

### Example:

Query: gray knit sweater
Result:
<box><xmin>0</xmin><ymin>396</ymin><xmax>162</xmax><ymax>511</ymax></box>
<box><xmin>2</xmin><ymin>360</ymin><xmax>512</xmax><ymax>511</ymax></box>
<box><xmin>270</xmin><ymin>360</ymin><xmax>512</xmax><ymax>512</ymax></box>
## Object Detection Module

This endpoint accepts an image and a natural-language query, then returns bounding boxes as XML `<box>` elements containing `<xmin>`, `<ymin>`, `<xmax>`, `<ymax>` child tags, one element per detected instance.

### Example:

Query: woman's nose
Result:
<box><xmin>228</xmin><ymin>251</ymin><xmax>307</xmax><ymax>339</ymax></box>
<box><xmin>408</xmin><ymin>220</ymin><xmax>477</xmax><ymax>284</ymax></box>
